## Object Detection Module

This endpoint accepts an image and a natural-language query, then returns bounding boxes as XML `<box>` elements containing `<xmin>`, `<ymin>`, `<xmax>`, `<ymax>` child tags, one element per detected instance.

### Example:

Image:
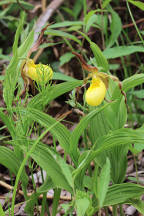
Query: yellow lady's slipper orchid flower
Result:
<box><xmin>85</xmin><ymin>77</ymin><xmax>106</xmax><ymax>106</ymax></box>
<box><xmin>72</xmin><ymin>51</ymin><xmax>127</xmax><ymax>107</ymax></box>
<box><xmin>21</xmin><ymin>59</ymin><xmax>53</xmax><ymax>84</ymax></box>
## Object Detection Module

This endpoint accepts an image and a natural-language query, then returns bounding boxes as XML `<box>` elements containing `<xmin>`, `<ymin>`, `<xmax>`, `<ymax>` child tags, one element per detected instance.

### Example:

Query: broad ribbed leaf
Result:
<box><xmin>122</xmin><ymin>74</ymin><xmax>144</xmax><ymax>92</ymax></box>
<box><xmin>90</xmin><ymin>42</ymin><xmax>109</xmax><ymax>72</ymax></box>
<box><xmin>20</xmin><ymin>141</ymin><xmax>73</xmax><ymax>193</ymax></box>
<box><xmin>127</xmin><ymin>199</ymin><xmax>144</xmax><ymax>215</ymax></box>
<box><xmin>28</xmin><ymin>80</ymin><xmax>83</xmax><ymax>110</ymax></box>
<box><xmin>0</xmin><ymin>109</ymin><xmax>15</xmax><ymax>138</ymax></box>
<box><xmin>70</xmin><ymin>103</ymin><xmax>112</xmax><ymax>165</ymax></box>
<box><xmin>104</xmin><ymin>183</ymin><xmax>144</xmax><ymax>206</ymax></box>
<box><xmin>19</xmin><ymin>108</ymin><xmax>70</xmax><ymax>153</ymax></box>
<box><xmin>73</xmin><ymin>128</ymin><xmax>144</xmax><ymax>179</ymax></box>
<box><xmin>0</xmin><ymin>146</ymin><xmax>28</xmax><ymax>185</ymax></box>
<box><xmin>95</xmin><ymin>158</ymin><xmax>111</xmax><ymax>208</ymax></box>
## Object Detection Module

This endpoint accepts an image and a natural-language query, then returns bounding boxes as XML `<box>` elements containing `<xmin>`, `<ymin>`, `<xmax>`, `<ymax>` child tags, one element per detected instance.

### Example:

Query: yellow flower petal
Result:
<box><xmin>85</xmin><ymin>77</ymin><xmax>106</xmax><ymax>106</ymax></box>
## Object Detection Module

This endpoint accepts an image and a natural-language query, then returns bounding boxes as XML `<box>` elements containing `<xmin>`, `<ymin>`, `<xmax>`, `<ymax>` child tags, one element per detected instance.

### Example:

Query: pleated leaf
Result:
<box><xmin>28</xmin><ymin>80</ymin><xmax>83</xmax><ymax>110</ymax></box>
<box><xmin>0</xmin><ymin>146</ymin><xmax>28</xmax><ymax>185</ymax></box>
<box><xmin>18</xmin><ymin>107</ymin><xmax>70</xmax><ymax>153</ymax></box>
<box><xmin>73</xmin><ymin>127</ymin><xmax>144</xmax><ymax>179</ymax></box>
<box><xmin>104</xmin><ymin>183</ymin><xmax>144</xmax><ymax>206</ymax></box>
<box><xmin>20</xmin><ymin>141</ymin><xmax>73</xmax><ymax>193</ymax></box>
<box><xmin>127</xmin><ymin>199</ymin><xmax>144</xmax><ymax>215</ymax></box>
<box><xmin>70</xmin><ymin>103</ymin><xmax>111</xmax><ymax>165</ymax></box>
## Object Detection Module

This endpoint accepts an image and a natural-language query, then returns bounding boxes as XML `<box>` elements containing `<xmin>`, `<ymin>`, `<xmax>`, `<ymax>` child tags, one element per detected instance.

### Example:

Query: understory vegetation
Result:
<box><xmin>0</xmin><ymin>0</ymin><xmax>144</xmax><ymax>215</ymax></box>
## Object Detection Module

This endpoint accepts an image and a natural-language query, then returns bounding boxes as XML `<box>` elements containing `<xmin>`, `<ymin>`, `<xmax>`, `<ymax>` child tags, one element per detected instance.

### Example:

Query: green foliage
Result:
<box><xmin>106</xmin><ymin>7</ymin><xmax>122</xmax><ymax>48</ymax></box>
<box><xmin>1</xmin><ymin>2</ymin><xmax>144</xmax><ymax>215</ymax></box>
<box><xmin>128</xmin><ymin>0</ymin><xmax>144</xmax><ymax>10</ymax></box>
<box><xmin>94</xmin><ymin>158</ymin><xmax>111</xmax><ymax>208</ymax></box>
<box><xmin>103</xmin><ymin>45</ymin><xmax>144</xmax><ymax>59</ymax></box>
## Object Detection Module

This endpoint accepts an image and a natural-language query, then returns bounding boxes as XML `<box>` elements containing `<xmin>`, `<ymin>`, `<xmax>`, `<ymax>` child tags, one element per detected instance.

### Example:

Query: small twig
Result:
<box><xmin>0</xmin><ymin>180</ymin><xmax>71</xmax><ymax>201</ymax></box>
<box><xmin>123</xmin><ymin>18</ymin><xmax>144</xmax><ymax>29</ymax></box>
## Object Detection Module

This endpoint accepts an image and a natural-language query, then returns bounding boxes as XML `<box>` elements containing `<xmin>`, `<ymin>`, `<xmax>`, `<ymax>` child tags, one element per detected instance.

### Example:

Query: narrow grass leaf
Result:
<box><xmin>45</xmin><ymin>29</ymin><xmax>82</xmax><ymax>46</ymax></box>
<box><xmin>47</xmin><ymin>21</ymin><xmax>83</xmax><ymax>29</ymax></box>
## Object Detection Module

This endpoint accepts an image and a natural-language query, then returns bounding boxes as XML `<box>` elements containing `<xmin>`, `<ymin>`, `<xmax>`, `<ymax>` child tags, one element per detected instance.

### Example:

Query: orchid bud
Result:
<box><xmin>85</xmin><ymin>77</ymin><xmax>106</xmax><ymax>106</ymax></box>
<box><xmin>22</xmin><ymin>59</ymin><xmax>53</xmax><ymax>84</ymax></box>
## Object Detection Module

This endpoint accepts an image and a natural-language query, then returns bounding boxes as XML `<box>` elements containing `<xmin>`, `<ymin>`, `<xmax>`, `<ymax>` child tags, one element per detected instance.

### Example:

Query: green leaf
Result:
<box><xmin>85</xmin><ymin>13</ymin><xmax>98</xmax><ymax>32</ymax></box>
<box><xmin>19</xmin><ymin>108</ymin><xmax>71</xmax><ymax>153</ymax></box>
<box><xmin>21</xmin><ymin>141</ymin><xmax>73</xmax><ymax>193</ymax></box>
<box><xmin>73</xmin><ymin>0</ymin><xmax>83</xmax><ymax>19</ymax></box>
<box><xmin>73</xmin><ymin>127</ymin><xmax>144</xmax><ymax>180</ymax></box>
<box><xmin>45</xmin><ymin>29</ymin><xmax>82</xmax><ymax>46</ymax></box>
<box><xmin>104</xmin><ymin>183</ymin><xmax>144</xmax><ymax>206</ymax></box>
<box><xmin>122</xmin><ymin>74</ymin><xmax>144</xmax><ymax>92</ymax></box>
<box><xmin>53</xmin><ymin>72</ymin><xmax>77</xmax><ymax>81</ymax></box>
<box><xmin>18</xmin><ymin>29</ymin><xmax>34</xmax><ymax>58</ymax></box>
<box><xmin>28</xmin><ymin>80</ymin><xmax>83</xmax><ymax>110</ymax></box>
<box><xmin>0</xmin><ymin>146</ymin><xmax>28</xmax><ymax>186</ymax></box>
<box><xmin>102</xmin><ymin>0</ymin><xmax>112</xmax><ymax>9</ymax></box>
<box><xmin>48</xmin><ymin>21</ymin><xmax>83</xmax><ymax>29</ymax></box>
<box><xmin>70</xmin><ymin>103</ymin><xmax>112</xmax><ymax>165</ymax></box>
<box><xmin>95</xmin><ymin>158</ymin><xmax>111</xmax><ymax>208</ymax></box>
<box><xmin>75</xmin><ymin>190</ymin><xmax>91</xmax><ymax>216</ymax></box>
<box><xmin>0</xmin><ymin>109</ymin><xmax>15</xmax><ymax>138</ymax></box>
<box><xmin>0</xmin><ymin>203</ymin><xmax>5</xmax><ymax>216</ymax></box>
<box><xmin>128</xmin><ymin>0</ymin><xmax>144</xmax><ymax>10</ymax></box>
<box><xmin>90</xmin><ymin>42</ymin><xmax>109</xmax><ymax>72</ymax></box>
<box><xmin>59</xmin><ymin>52</ymin><xmax>75</xmax><ymax>66</ymax></box>
<box><xmin>106</xmin><ymin>8</ymin><xmax>122</xmax><ymax>48</ymax></box>
<box><xmin>3</xmin><ymin>12</ymin><xmax>25</xmax><ymax>107</ymax></box>
<box><xmin>76</xmin><ymin>198</ymin><xmax>90</xmax><ymax>216</ymax></box>
<box><xmin>131</xmin><ymin>89</ymin><xmax>144</xmax><ymax>98</ymax></box>
<box><xmin>127</xmin><ymin>199</ymin><xmax>144</xmax><ymax>215</ymax></box>
<box><xmin>0</xmin><ymin>0</ymin><xmax>34</xmax><ymax>9</ymax></box>
<box><xmin>103</xmin><ymin>45</ymin><xmax>144</xmax><ymax>59</ymax></box>
<box><xmin>3</xmin><ymin>12</ymin><xmax>34</xmax><ymax>108</ymax></box>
